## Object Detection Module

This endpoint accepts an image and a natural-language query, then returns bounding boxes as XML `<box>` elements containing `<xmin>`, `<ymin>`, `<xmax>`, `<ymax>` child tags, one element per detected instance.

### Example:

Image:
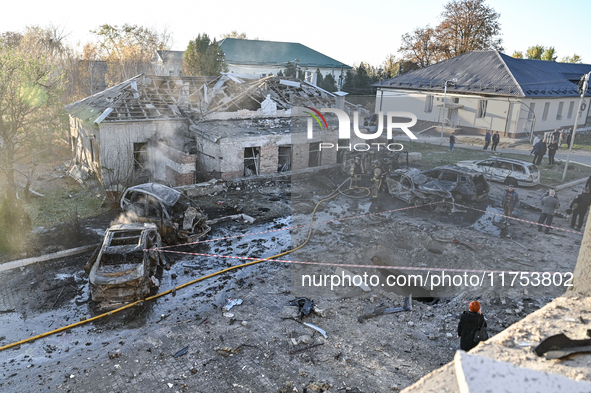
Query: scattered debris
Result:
<box><xmin>534</xmin><ymin>332</ymin><xmax>591</xmax><ymax>359</ymax></box>
<box><xmin>303</xmin><ymin>322</ymin><xmax>328</xmax><ymax>339</ymax></box>
<box><xmin>223</xmin><ymin>298</ymin><xmax>243</xmax><ymax>311</ymax></box>
<box><xmin>288</xmin><ymin>297</ymin><xmax>315</xmax><ymax>319</ymax></box>
<box><xmin>215</xmin><ymin>346</ymin><xmax>242</xmax><ymax>357</ymax></box>
<box><xmin>358</xmin><ymin>296</ymin><xmax>413</xmax><ymax>323</ymax></box>
<box><xmin>335</xmin><ymin>267</ymin><xmax>372</xmax><ymax>292</ymax></box>
<box><xmin>173</xmin><ymin>345</ymin><xmax>189</xmax><ymax>359</ymax></box>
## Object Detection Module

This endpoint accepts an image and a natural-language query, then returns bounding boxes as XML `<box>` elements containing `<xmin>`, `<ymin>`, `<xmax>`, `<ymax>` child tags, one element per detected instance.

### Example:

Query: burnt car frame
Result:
<box><xmin>88</xmin><ymin>223</ymin><xmax>163</xmax><ymax>308</ymax></box>
<box><xmin>119</xmin><ymin>183</ymin><xmax>210</xmax><ymax>244</ymax></box>
<box><xmin>455</xmin><ymin>157</ymin><xmax>540</xmax><ymax>187</ymax></box>
<box><xmin>387</xmin><ymin>165</ymin><xmax>490</xmax><ymax>205</ymax></box>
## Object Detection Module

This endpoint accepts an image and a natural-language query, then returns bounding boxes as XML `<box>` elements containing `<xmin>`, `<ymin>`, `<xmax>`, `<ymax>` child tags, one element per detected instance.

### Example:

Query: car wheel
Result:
<box><xmin>504</xmin><ymin>177</ymin><xmax>517</xmax><ymax>186</ymax></box>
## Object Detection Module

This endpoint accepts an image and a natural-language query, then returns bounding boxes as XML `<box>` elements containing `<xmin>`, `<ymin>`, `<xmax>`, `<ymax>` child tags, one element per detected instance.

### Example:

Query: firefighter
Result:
<box><xmin>370</xmin><ymin>160</ymin><xmax>387</xmax><ymax>199</ymax></box>
<box><xmin>349</xmin><ymin>156</ymin><xmax>364</xmax><ymax>189</ymax></box>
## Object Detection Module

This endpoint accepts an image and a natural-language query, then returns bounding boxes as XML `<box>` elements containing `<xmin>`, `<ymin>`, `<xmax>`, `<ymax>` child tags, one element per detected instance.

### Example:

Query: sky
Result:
<box><xmin>3</xmin><ymin>0</ymin><xmax>589</xmax><ymax>68</ymax></box>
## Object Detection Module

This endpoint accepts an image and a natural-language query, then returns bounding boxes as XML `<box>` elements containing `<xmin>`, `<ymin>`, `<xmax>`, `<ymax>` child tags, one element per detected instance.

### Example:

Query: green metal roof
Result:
<box><xmin>219</xmin><ymin>38</ymin><xmax>351</xmax><ymax>69</ymax></box>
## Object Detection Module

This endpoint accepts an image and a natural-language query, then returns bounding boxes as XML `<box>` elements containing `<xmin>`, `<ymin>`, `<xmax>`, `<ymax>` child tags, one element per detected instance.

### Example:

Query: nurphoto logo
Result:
<box><xmin>304</xmin><ymin>107</ymin><xmax>419</xmax><ymax>152</ymax></box>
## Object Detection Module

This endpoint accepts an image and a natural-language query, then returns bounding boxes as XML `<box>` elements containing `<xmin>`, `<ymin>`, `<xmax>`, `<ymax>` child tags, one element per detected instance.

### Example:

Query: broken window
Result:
<box><xmin>476</xmin><ymin>100</ymin><xmax>487</xmax><ymax>118</ymax></box>
<box><xmin>133</xmin><ymin>143</ymin><xmax>148</xmax><ymax>171</ymax></box>
<box><xmin>244</xmin><ymin>147</ymin><xmax>260</xmax><ymax>177</ymax></box>
<box><xmin>308</xmin><ymin>142</ymin><xmax>322</xmax><ymax>167</ymax></box>
<box><xmin>440</xmin><ymin>171</ymin><xmax>458</xmax><ymax>182</ymax></box>
<box><xmin>277</xmin><ymin>145</ymin><xmax>292</xmax><ymax>173</ymax></box>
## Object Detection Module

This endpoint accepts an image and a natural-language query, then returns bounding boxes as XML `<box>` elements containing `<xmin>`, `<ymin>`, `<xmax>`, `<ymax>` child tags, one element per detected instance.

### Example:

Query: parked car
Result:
<box><xmin>455</xmin><ymin>157</ymin><xmax>540</xmax><ymax>187</ymax></box>
<box><xmin>119</xmin><ymin>183</ymin><xmax>210</xmax><ymax>244</ymax></box>
<box><xmin>387</xmin><ymin>165</ymin><xmax>490</xmax><ymax>205</ymax></box>
<box><xmin>88</xmin><ymin>223</ymin><xmax>163</xmax><ymax>308</ymax></box>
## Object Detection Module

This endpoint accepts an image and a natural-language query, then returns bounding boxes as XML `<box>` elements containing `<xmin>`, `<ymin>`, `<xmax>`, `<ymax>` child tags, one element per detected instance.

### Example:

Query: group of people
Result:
<box><xmin>531</xmin><ymin>128</ymin><xmax>572</xmax><ymax>166</ymax></box>
<box><xmin>482</xmin><ymin>130</ymin><xmax>500</xmax><ymax>151</ymax></box>
<box><xmin>500</xmin><ymin>182</ymin><xmax>591</xmax><ymax>233</ymax></box>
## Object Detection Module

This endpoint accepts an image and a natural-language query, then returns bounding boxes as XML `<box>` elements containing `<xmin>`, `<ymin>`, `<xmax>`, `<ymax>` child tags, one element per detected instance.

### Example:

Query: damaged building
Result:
<box><xmin>65</xmin><ymin>73</ymin><xmax>363</xmax><ymax>189</ymax></box>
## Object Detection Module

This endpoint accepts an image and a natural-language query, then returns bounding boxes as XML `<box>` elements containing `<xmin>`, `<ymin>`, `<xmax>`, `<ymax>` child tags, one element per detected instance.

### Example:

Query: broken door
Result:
<box><xmin>277</xmin><ymin>145</ymin><xmax>292</xmax><ymax>172</ymax></box>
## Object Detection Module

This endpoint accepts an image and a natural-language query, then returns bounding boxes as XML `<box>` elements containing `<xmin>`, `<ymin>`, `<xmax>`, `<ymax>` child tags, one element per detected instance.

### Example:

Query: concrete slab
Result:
<box><xmin>454</xmin><ymin>351</ymin><xmax>591</xmax><ymax>393</ymax></box>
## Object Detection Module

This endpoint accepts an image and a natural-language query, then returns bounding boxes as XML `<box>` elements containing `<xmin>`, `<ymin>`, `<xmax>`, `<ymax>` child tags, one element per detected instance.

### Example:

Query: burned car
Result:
<box><xmin>455</xmin><ymin>157</ymin><xmax>540</xmax><ymax>187</ymax></box>
<box><xmin>387</xmin><ymin>165</ymin><xmax>490</xmax><ymax>205</ymax></box>
<box><xmin>88</xmin><ymin>223</ymin><xmax>163</xmax><ymax>308</ymax></box>
<box><xmin>119</xmin><ymin>183</ymin><xmax>210</xmax><ymax>244</ymax></box>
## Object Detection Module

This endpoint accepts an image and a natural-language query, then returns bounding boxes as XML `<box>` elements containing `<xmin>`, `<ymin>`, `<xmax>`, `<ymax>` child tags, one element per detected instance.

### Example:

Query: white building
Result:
<box><xmin>374</xmin><ymin>51</ymin><xmax>591</xmax><ymax>138</ymax></box>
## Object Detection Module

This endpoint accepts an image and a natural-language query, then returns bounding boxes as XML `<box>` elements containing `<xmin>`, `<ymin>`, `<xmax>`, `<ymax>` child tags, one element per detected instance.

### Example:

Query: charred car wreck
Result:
<box><xmin>87</xmin><ymin>223</ymin><xmax>164</xmax><ymax>309</ymax></box>
<box><xmin>387</xmin><ymin>165</ymin><xmax>489</xmax><ymax>205</ymax></box>
<box><xmin>119</xmin><ymin>183</ymin><xmax>210</xmax><ymax>244</ymax></box>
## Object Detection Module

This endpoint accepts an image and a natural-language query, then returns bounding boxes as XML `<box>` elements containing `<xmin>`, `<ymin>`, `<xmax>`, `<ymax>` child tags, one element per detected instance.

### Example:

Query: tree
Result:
<box><xmin>221</xmin><ymin>31</ymin><xmax>248</xmax><ymax>39</ymax></box>
<box><xmin>437</xmin><ymin>0</ymin><xmax>503</xmax><ymax>58</ymax></box>
<box><xmin>511</xmin><ymin>51</ymin><xmax>523</xmax><ymax>59</ymax></box>
<box><xmin>399</xmin><ymin>26</ymin><xmax>443</xmax><ymax>68</ymax></box>
<box><xmin>540</xmin><ymin>47</ymin><xmax>557</xmax><ymax>61</ymax></box>
<box><xmin>281</xmin><ymin>61</ymin><xmax>304</xmax><ymax>80</ymax></box>
<box><xmin>0</xmin><ymin>44</ymin><xmax>64</xmax><ymax>196</ymax></box>
<box><xmin>398</xmin><ymin>0</ymin><xmax>502</xmax><ymax>68</ymax></box>
<box><xmin>183</xmin><ymin>34</ymin><xmax>227</xmax><ymax>76</ymax></box>
<box><xmin>525</xmin><ymin>45</ymin><xmax>545</xmax><ymax>60</ymax></box>
<box><xmin>561</xmin><ymin>54</ymin><xmax>582</xmax><ymax>64</ymax></box>
<box><xmin>342</xmin><ymin>62</ymin><xmax>380</xmax><ymax>95</ymax></box>
<box><xmin>90</xmin><ymin>24</ymin><xmax>172</xmax><ymax>86</ymax></box>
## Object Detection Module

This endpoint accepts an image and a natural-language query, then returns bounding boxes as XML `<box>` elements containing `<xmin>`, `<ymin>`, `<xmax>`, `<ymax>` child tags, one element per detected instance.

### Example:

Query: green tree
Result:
<box><xmin>541</xmin><ymin>47</ymin><xmax>557</xmax><ymax>61</ymax></box>
<box><xmin>183</xmin><ymin>34</ymin><xmax>226</xmax><ymax>76</ymax></box>
<box><xmin>281</xmin><ymin>61</ymin><xmax>304</xmax><ymax>80</ymax></box>
<box><xmin>512</xmin><ymin>50</ymin><xmax>523</xmax><ymax>58</ymax></box>
<box><xmin>342</xmin><ymin>62</ymin><xmax>379</xmax><ymax>95</ymax></box>
<box><xmin>0</xmin><ymin>44</ymin><xmax>64</xmax><ymax>196</ymax></box>
<box><xmin>221</xmin><ymin>31</ymin><xmax>248</xmax><ymax>39</ymax></box>
<box><xmin>399</xmin><ymin>26</ymin><xmax>442</xmax><ymax>68</ymax></box>
<box><xmin>526</xmin><ymin>45</ymin><xmax>545</xmax><ymax>60</ymax></box>
<box><xmin>561</xmin><ymin>54</ymin><xmax>582</xmax><ymax>64</ymax></box>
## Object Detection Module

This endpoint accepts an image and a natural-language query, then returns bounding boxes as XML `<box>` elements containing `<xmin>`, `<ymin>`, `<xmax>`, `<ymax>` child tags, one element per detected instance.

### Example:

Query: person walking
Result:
<box><xmin>491</xmin><ymin>131</ymin><xmax>500</xmax><ymax>151</ymax></box>
<box><xmin>569</xmin><ymin>188</ymin><xmax>591</xmax><ymax>231</ymax></box>
<box><xmin>538</xmin><ymin>189</ymin><xmax>560</xmax><ymax>234</ymax></box>
<box><xmin>532</xmin><ymin>139</ymin><xmax>544</xmax><ymax>165</ymax></box>
<box><xmin>483</xmin><ymin>130</ymin><xmax>491</xmax><ymax>150</ymax></box>
<box><xmin>565</xmin><ymin>130</ymin><xmax>572</xmax><ymax>150</ymax></box>
<box><xmin>349</xmin><ymin>156</ymin><xmax>364</xmax><ymax>189</ymax></box>
<box><xmin>449</xmin><ymin>132</ymin><xmax>456</xmax><ymax>152</ymax></box>
<box><xmin>547</xmin><ymin>139</ymin><xmax>558</xmax><ymax>165</ymax></box>
<box><xmin>457</xmin><ymin>301</ymin><xmax>487</xmax><ymax>351</ymax></box>
<box><xmin>501</xmin><ymin>184</ymin><xmax>519</xmax><ymax>225</ymax></box>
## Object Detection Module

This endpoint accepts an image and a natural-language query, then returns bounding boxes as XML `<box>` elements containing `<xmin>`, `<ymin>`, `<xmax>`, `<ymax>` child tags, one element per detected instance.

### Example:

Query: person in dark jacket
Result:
<box><xmin>491</xmin><ymin>131</ymin><xmax>500</xmax><ymax>151</ymax></box>
<box><xmin>570</xmin><ymin>188</ymin><xmax>591</xmax><ymax>231</ymax></box>
<box><xmin>501</xmin><ymin>185</ymin><xmax>519</xmax><ymax>225</ymax></box>
<box><xmin>457</xmin><ymin>301</ymin><xmax>487</xmax><ymax>351</ymax></box>
<box><xmin>483</xmin><ymin>130</ymin><xmax>491</xmax><ymax>150</ymax></box>
<box><xmin>547</xmin><ymin>140</ymin><xmax>558</xmax><ymax>165</ymax></box>
<box><xmin>532</xmin><ymin>140</ymin><xmax>544</xmax><ymax>165</ymax></box>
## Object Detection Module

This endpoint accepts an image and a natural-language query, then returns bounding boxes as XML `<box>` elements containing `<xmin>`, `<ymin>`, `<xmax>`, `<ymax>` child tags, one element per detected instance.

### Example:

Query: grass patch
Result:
<box><xmin>23</xmin><ymin>180</ymin><xmax>109</xmax><ymax>227</ymax></box>
<box><xmin>570</xmin><ymin>133</ymin><xmax>591</xmax><ymax>151</ymax></box>
<box><xmin>402</xmin><ymin>141</ymin><xmax>588</xmax><ymax>186</ymax></box>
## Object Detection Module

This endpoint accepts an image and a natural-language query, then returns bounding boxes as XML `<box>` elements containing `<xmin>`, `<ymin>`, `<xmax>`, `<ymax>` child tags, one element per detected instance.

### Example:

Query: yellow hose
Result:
<box><xmin>0</xmin><ymin>191</ymin><xmax>340</xmax><ymax>352</ymax></box>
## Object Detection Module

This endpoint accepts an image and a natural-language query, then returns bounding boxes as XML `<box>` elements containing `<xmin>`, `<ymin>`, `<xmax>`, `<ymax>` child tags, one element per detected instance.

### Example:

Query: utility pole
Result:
<box><xmin>440</xmin><ymin>79</ymin><xmax>457</xmax><ymax>145</ymax></box>
<box><xmin>562</xmin><ymin>72</ymin><xmax>590</xmax><ymax>182</ymax></box>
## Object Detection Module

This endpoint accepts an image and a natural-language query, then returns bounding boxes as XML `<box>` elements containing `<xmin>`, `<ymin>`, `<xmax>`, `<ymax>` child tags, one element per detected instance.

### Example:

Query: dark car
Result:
<box><xmin>88</xmin><ymin>223</ymin><xmax>163</xmax><ymax>309</ymax></box>
<box><xmin>119</xmin><ymin>183</ymin><xmax>210</xmax><ymax>244</ymax></box>
<box><xmin>387</xmin><ymin>165</ymin><xmax>490</xmax><ymax>205</ymax></box>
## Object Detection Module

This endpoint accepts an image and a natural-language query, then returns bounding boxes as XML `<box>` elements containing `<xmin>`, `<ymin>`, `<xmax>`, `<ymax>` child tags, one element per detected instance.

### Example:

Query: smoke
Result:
<box><xmin>110</xmin><ymin>210</ymin><xmax>142</xmax><ymax>226</ymax></box>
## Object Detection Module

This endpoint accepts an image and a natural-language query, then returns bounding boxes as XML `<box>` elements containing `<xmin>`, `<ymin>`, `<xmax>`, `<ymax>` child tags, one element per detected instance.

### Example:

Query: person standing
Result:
<box><xmin>569</xmin><ymin>188</ymin><xmax>591</xmax><ymax>231</ymax></box>
<box><xmin>532</xmin><ymin>139</ymin><xmax>544</xmax><ymax>165</ymax></box>
<box><xmin>449</xmin><ymin>132</ymin><xmax>456</xmax><ymax>152</ymax></box>
<box><xmin>483</xmin><ymin>130</ymin><xmax>491</xmax><ymax>150</ymax></box>
<box><xmin>547</xmin><ymin>139</ymin><xmax>558</xmax><ymax>165</ymax></box>
<box><xmin>370</xmin><ymin>160</ymin><xmax>387</xmax><ymax>200</ymax></box>
<box><xmin>349</xmin><ymin>156</ymin><xmax>364</xmax><ymax>189</ymax></box>
<box><xmin>537</xmin><ymin>139</ymin><xmax>547</xmax><ymax>165</ymax></box>
<box><xmin>552</xmin><ymin>129</ymin><xmax>561</xmax><ymax>145</ymax></box>
<box><xmin>491</xmin><ymin>131</ymin><xmax>500</xmax><ymax>151</ymax></box>
<box><xmin>565</xmin><ymin>129</ymin><xmax>572</xmax><ymax>150</ymax></box>
<box><xmin>501</xmin><ymin>184</ymin><xmax>519</xmax><ymax>225</ymax></box>
<box><xmin>538</xmin><ymin>189</ymin><xmax>560</xmax><ymax>234</ymax></box>
<box><xmin>457</xmin><ymin>301</ymin><xmax>487</xmax><ymax>351</ymax></box>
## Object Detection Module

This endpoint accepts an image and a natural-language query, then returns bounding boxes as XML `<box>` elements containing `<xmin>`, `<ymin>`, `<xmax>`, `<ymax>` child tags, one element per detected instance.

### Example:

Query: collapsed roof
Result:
<box><xmin>65</xmin><ymin>73</ymin><xmax>360</xmax><ymax>125</ymax></box>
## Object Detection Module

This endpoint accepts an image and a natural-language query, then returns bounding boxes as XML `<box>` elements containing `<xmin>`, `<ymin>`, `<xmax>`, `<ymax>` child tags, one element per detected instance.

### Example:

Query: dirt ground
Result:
<box><xmin>0</xmin><ymin>165</ymin><xmax>587</xmax><ymax>392</ymax></box>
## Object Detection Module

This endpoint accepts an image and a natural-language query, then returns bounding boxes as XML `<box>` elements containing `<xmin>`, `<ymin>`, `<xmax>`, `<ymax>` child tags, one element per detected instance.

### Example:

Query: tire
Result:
<box><xmin>504</xmin><ymin>177</ymin><xmax>517</xmax><ymax>186</ymax></box>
